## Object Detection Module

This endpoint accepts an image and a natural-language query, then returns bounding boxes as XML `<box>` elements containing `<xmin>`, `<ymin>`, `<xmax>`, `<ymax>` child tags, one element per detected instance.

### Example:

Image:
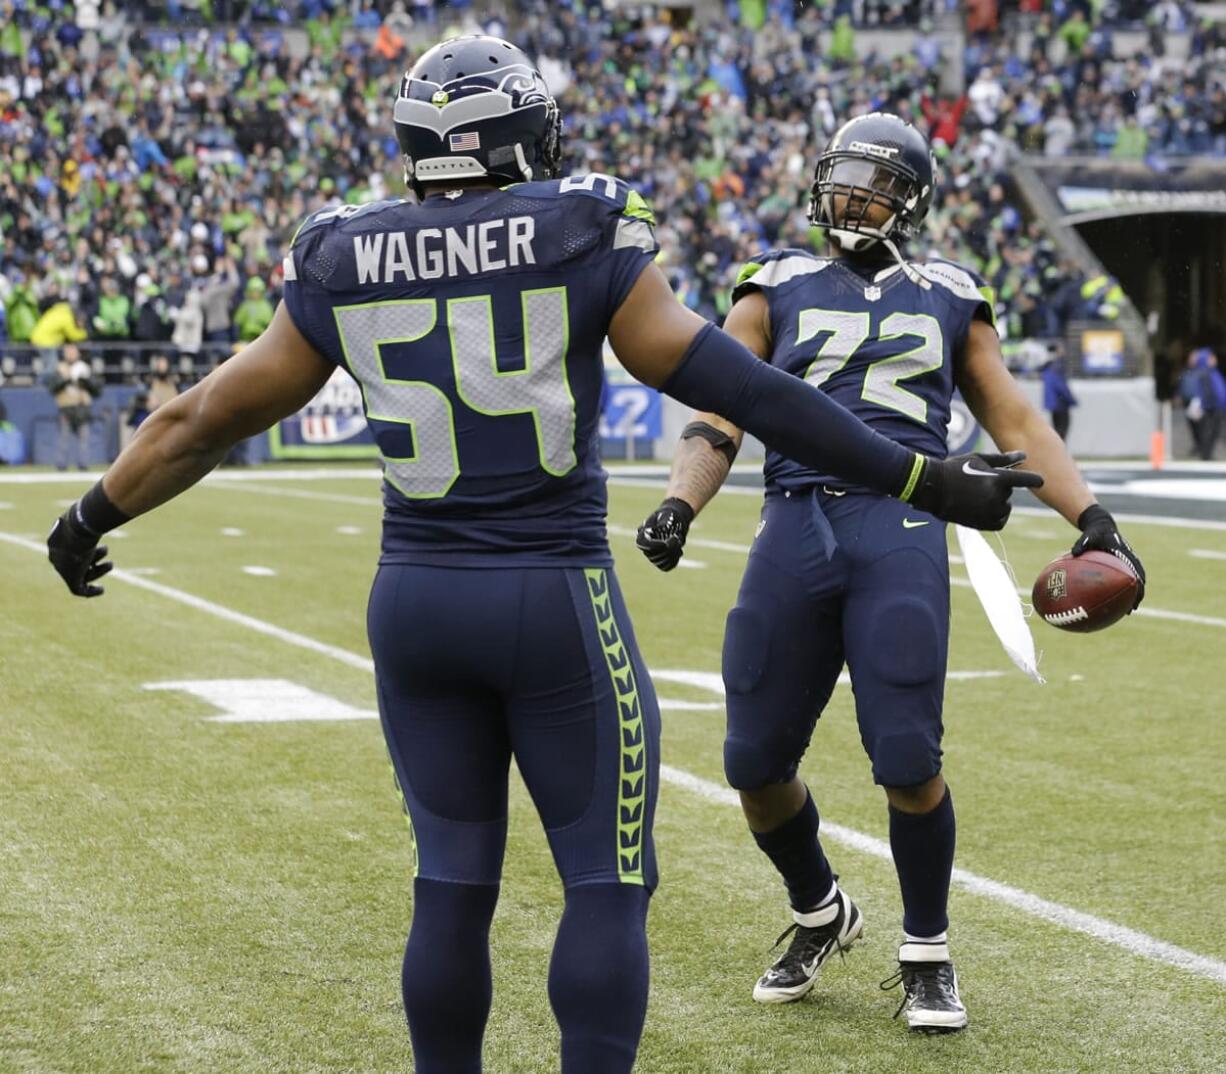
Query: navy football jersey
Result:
<box><xmin>731</xmin><ymin>249</ymin><xmax>995</xmax><ymax>493</ymax></box>
<box><xmin>281</xmin><ymin>175</ymin><xmax>659</xmax><ymax>566</ymax></box>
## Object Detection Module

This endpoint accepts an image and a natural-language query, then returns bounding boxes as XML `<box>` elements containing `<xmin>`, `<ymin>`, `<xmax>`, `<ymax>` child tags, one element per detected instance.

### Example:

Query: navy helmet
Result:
<box><xmin>808</xmin><ymin>112</ymin><xmax>937</xmax><ymax>253</ymax></box>
<box><xmin>393</xmin><ymin>35</ymin><xmax>562</xmax><ymax>199</ymax></box>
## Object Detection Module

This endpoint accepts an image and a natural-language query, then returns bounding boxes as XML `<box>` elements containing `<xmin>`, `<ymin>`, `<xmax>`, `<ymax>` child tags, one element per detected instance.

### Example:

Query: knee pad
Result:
<box><xmin>723</xmin><ymin>734</ymin><xmax>800</xmax><ymax>791</ymax></box>
<box><xmin>722</xmin><ymin>605</ymin><xmax>769</xmax><ymax>697</ymax></box>
<box><xmin>869</xmin><ymin>730</ymin><xmax>942</xmax><ymax>788</ymax></box>
<box><xmin>864</xmin><ymin>596</ymin><xmax>943</xmax><ymax>687</ymax></box>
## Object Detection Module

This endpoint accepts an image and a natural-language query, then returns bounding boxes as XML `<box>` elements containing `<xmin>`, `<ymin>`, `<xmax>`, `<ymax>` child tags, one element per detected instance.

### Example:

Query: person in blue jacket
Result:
<box><xmin>1180</xmin><ymin>347</ymin><xmax>1226</xmax><ymax>460</ymax></box>
<box><xmin>1041</xmin><ymin>348</ymin><xmax>1078</xmax><ymax>442</ymax></box>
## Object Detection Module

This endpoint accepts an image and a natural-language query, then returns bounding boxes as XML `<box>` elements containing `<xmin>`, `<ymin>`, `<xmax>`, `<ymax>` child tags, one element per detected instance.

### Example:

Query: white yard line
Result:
<box><xmin>5</xmin><ymin>523</ymin><xmax>1222</xmax><ymax>986</ymax></box>
<box><xmin>660</xmin><ymin>765</ymin><xmax>1226</xmax><ymax>986</ymax></box>
<box><xmin>1189</xmin><ymin>549</ymin><xmax>1226</xmax><ymax>561</ymax></box>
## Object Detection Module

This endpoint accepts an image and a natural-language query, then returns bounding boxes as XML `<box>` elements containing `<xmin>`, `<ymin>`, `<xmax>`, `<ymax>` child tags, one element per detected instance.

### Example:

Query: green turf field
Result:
<box><xmin>2</xmin><ymin>468</ymin><xmax>1224</xmax><ymax>1073</ymax></box>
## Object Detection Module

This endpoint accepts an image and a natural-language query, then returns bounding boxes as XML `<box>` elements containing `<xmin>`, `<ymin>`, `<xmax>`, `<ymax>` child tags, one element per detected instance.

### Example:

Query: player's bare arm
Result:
<box><xmin>632</xmin><ymin>293</ymin><xmax>761</xmax><ymax>570</ymax></box>
<box><xmin>957</xmin><ymin>318</ymin><xmax>1145</xmax><ymax>602</ymax></box>
<box><xmin>47</xmin><ymin>303</ymin><xmax>333</xmax><ymax>596</ymax></box>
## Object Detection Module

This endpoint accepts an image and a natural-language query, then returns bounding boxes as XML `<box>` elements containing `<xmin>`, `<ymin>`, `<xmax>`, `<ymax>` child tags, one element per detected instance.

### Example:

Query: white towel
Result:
<box><xmin>955</xmin><ymin>526</ymin><xmax>1045</xmax><ymax>684</ymax></box>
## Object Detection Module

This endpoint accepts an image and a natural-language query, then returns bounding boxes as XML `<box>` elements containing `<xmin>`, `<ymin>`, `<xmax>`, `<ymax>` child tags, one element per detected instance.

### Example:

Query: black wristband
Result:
<box><xmin>73</xmin><ymin>481</ymin><xmax>132</xmax><ymax>537</ymax></box>
<box><xmin>1076</xmin><ymin>503</ymin><xmax>1113</xmax><ymax>532</ymax></box>
<box><xmin>681</xmin><ymin>420</ymin><xmax>739</xmax><ymax>467</ymax></box>
<box><xmin>658</xmin><ymin>496</ymin><xmax>695</xmax><ymax>525</ymax></box>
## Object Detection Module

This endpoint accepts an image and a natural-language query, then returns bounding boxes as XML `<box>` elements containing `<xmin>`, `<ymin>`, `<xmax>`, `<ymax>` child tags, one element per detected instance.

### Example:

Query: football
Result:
<box><xmin>1032</xmin><ymin>550</ymin><xmax>1140</xmax><ymax>633</ymax></box>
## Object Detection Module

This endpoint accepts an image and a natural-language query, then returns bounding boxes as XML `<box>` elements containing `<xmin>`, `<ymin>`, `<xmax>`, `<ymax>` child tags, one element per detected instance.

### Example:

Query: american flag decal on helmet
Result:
<box><xmin>449</xmin><ymin>131</ymin><xmax>481</xmax><ymax>151</ymax></box>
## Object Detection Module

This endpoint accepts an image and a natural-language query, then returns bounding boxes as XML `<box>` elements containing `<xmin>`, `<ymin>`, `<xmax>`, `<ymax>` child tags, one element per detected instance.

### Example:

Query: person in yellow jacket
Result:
<box><xmin>30</xmin><ymin>299</ymin><xmax>88</xmax><ymax>348</ymax></box>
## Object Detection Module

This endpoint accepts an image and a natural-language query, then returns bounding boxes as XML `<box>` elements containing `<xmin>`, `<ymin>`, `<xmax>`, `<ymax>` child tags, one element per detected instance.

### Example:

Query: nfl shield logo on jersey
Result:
<box><xmin>864</xmin><ymin>285</ymin><xmax>882</xmax><ymax>301</ymax></box>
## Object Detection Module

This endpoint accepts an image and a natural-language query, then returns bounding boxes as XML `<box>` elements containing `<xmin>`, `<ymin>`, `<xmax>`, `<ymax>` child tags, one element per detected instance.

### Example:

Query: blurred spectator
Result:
<box><xmin>146</xmin><ymin>353</ymin><xmax>180</xmax><ymax>411</ymax></box>
<box><xmin>1179</xmin><ymin>347</ymin><xmax>1226</xmax><ymax>460</ymax></box>
<box><xmin>47</xmin><ymin>342</ymin><xmax>99</xmax><ymax>471</ymax></box>
<box><xmin>234</xmin><ymin>277</ymin><xmax>274</xmax><ymax>343</ymax></box>
<box><xmin>92</xmin><ymin>277</ymin><xmax>132</xmax><ymax>342</ymax></box>
<box><xmin>30</xmin><ymin>297</ymin><xmax>87</xmax><ymax>350</ymax></box>
<box><xmin>0</xmin><ymin>397</ymin><xmax>23</xmax><ymax>464</ymax></box>
<box><xmin>200</xmin><ymin>260</ymin><xmax>240</xmax><ymax>345</ymax></box>
<box><xmin>1040</xmin><ymin>348</ymin><xmax>1078</xmax><ymax>441</ymax></box>
<box><xmin>171</xmin><ymin>290</ymin><xmax>206</xmax><ymax>357</ymax></box>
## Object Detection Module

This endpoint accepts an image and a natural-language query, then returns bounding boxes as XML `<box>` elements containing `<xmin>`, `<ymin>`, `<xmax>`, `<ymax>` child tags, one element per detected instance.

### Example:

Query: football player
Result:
<box><xmin>48</xmin><ymin>51</ymin><xmax>1039</xmax><ymax>1072</ymax></box>
<box><xmin>637</xmin><ymin>113</ymin><xmax>1146</xmax><ymax>1032</ymax></box>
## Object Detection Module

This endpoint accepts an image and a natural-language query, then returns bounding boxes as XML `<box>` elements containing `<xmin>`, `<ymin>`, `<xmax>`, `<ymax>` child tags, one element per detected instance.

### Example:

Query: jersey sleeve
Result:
<box><xmin>596</xmin><ymin>178</ymin><xmax>661</xmax><ymax>315</ymax></box>
<box><xmin>280</xmin><ymin>210</ymin><xmax>343</xmax><ymax>363</ymax></box>
<box><xmin>730</xmin><ymin>248</ymin><xmax>827</xmax><ymax>305</ymax></box>
<box><xmin>917</xmin><ymin>260</ymin><xmax>997</xmax><ymax>331</ymax></box>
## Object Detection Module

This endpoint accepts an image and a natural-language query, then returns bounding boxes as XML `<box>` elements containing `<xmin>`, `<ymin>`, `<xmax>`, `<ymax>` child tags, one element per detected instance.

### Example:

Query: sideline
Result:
<box><xmin>5</xmin><ymin>527</ymin><xmax>1223</xmax><ymax>987</ymax></box>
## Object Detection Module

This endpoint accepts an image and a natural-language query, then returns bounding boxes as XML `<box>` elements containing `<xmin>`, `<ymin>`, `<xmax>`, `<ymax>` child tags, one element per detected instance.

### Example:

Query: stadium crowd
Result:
<box><xmin>0</xmin><ymin>0</ymin><xmax>1220</xmax><ymax>374</ymax></box>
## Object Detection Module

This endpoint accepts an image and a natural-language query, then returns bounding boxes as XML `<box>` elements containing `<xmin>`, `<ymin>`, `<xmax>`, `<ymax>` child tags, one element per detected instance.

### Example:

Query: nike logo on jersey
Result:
<box><xmin>902</xmin><ymin>518</ymin><xmax>931</xmax><ymax>529</ymax></box>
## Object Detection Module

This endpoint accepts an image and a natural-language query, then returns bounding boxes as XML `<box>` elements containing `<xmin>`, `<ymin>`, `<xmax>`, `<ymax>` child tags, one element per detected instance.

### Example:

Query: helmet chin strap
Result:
<box><xmin>829</xmin><ymin>221</ymin><xmax>930</xmax><ymax>291</ymax></box>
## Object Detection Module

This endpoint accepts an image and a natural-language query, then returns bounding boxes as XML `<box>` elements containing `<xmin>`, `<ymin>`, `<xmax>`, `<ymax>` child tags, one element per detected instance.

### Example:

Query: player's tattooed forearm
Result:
<box><xmin>667</xmin><ymin>438</ymin><xmax>732</xmax><ymax>510</ymax></box>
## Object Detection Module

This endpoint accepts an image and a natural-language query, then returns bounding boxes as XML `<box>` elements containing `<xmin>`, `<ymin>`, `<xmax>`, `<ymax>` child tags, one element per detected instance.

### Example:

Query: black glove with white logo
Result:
<box><xmin>636</xmin><ymin>497</ymin><xmax>695</xmax><ymax>572</ymax></box>
<box><xmin>906</xmin><ymin>450</ymin><xmax>1044</xmax><ymax>531</ymax></box>
<box><xmin>47</xmin><ymin>507</ymin><xmax>112</xmax><ymax>598</ymax></box>
<box><xmin>1072</xmin><ymin>504</ymin><xmax>1146</xmax><ymax>610</ymax></box>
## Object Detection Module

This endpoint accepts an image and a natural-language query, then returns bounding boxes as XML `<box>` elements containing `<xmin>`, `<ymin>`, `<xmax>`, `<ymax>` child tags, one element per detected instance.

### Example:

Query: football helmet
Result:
<box><xmin>393</xmin><ymin>35</ymin><xmax>562</xmax><ymax>198</ymax></box>
<box><xmin>808</xmin><ymin>112</ymin><xmax>936</xmax><ymax>253</ymax></box>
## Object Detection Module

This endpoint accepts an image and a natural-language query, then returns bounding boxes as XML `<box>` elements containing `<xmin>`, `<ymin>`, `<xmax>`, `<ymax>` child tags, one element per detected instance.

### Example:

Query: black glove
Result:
<box><xmin>907</xmin><ymin>450</ymin><xmax>1044</xmax><ymax>531</ymax></box>
<box><xmin>47</xmin><ymin>508</ymin><xmax>112</xmax><ymax>598</ymax></box>
<box><xmin>1072</xmin><ymin>504</ymin><xmax>1146</xmax><ymax>610</ymax></box>
<box><xmin>636</xmin><ymin>497</ymin><xmax>695</xmax><ymax>572</ymax></box>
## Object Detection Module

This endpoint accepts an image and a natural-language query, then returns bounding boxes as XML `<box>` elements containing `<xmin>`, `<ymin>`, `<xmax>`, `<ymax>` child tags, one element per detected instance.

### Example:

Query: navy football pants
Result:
<box><xmin>368</xmin><ymin>564</ymin><xmax>659</xmax><ymax>1073</ymax></box>
<box><xmin>722</xmin><ymin>489</ymin><xmax>951</xmax><ymax>790</ymax></box>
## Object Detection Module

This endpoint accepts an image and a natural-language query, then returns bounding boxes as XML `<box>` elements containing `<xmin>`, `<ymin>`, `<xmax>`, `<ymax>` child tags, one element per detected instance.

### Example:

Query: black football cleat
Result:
<box><xmin>752</xmin><ymin>888</ymin><xmax>864</xmax><ymax>1003</ymax></box>
<box><xmin>880</xmin><ymin>940</ymin><xmax>968</xmax><ymax>1033</ymax></box>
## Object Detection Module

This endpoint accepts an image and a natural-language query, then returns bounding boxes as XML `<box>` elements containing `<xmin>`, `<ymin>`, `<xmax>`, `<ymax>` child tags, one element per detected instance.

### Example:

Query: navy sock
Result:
<box><xmin>548</xmin><ymin>884</ymin><xmax>651</xmax><ymax>1074</ymax></box>
<box><xmin>751</xmin><ymin>790</ymin><xmax>836</xmax><ymax>912</ymax></box>
<box><xmin>889</xmin><ymin>786</ymin><xmax>956</xmax><ymax>938</ymax></box>
<box><xmin>402</xmin><ymin>878</ymin><xmax>499</xmax><ymax>1074</ymax></box>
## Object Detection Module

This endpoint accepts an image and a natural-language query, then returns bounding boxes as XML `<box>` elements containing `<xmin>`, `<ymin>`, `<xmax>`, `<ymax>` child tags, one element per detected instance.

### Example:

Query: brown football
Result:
<box><xmin>1032</xmin><ymin>550</ymin><xmax>1139</xmax><ymax>633</ymax></box>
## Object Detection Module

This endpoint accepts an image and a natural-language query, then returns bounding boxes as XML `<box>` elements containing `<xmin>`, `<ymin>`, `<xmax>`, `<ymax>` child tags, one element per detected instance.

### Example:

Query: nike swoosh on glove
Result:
<box><xmin>906</xmin><ymin>451</ymin><xmax>1044</xmax><ymax>531</ymax></box>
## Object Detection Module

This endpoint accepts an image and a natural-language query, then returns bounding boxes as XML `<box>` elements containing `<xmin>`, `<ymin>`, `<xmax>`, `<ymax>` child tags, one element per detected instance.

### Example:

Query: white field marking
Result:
<box><xmin>145</xmin><ymin>680</ymin><xmax>375</xmax><ymax>723</ymax></box>
<box><xmin>221</xmin><ymin>527</ymin><xmax>245</xmax><ymax>537</ymax></box>
<box><xmin>1088</xmin><ymin>478</ymin><xmax>1226</xmax><ymax>502</ymax></box>
<box><xmin>950</xmin><ymin>574</ymin><xmax>1226</xmax><ymax>630</ymax></box>
<box><xmin>336</xmin><ymin>526</ymin><xmax>364</xmax><ymax>536</ymax></box>
<box><xmin>676</xmin><ymin>558</ymin><xmax>707</xmax><ymax>570</ymax></box>
<box><xmin>658</xmin><ymin>700</ymin><xmax>724</xmax><ymax>711</ymax></box>
<box><xmin>0</xmin><ymin>468</ymin><xmax>384</xmax><ymax>486</ymax></box>
<box><xmin>0</xmin><ymin>531</ymin><xmax>376</xmax><ymax>673</ymax></box>
<box><xmin>56</xmin><ymin>498</ymin><xmax>77</xmax><ymax>508</ymax></box>
<box><xmin>607</xmin><ymin>523</ymin><xmax>751</xmax><ymax>555</ymax></box>
<box><xmin>241</xmin><ymin>566</ymin><xmax>277</xmax><ymax>577</ymax></box>
<box><xmin>208</xmin><ymin>481</ymin><xmax>382</xmax><ymax>508</ymax></box>
<box><xmin>0</xmin><ymin>502</ymin><xmax>12</xmax><ymax>509</ymax></box>
<box><xmin>607</xmin><ymin>474</ymin><xmax>1226</xmax><ymax>533</ymax></box>
<box><xmin>109</xmin><ymin>529</ymin><xmax>128</xmax><ymax>539</ymax></box>
<box><xmin>655</xmin><ymin>667</ymin><xmax>1004</xmax><ymax>694</ymax></box>
<box><xmin>125</xmin><ymin>567</ymin><xmax>162</xmax><ymax>577</ymax></box>
<box><xmin>659</xmin><ymin>763</ymin><xmax>1226</xmax><ymax>985</ymax></box>
<box><xmin>1189</xmin><ymin>549</ymin><xmax>1226</xmax><ymax>561</ymax></box>
<box><xmin>1</xmin><ymin>532</ymin><xmax>1220</xmax><ymax>988</ymax></box>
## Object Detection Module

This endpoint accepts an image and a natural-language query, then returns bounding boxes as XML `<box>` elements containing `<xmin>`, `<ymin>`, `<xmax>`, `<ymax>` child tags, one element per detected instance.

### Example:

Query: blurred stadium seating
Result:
<box><xmin>1</xmin><ymin>0</ymin><xmax>1223</xmax><ymax>460</ymax></box>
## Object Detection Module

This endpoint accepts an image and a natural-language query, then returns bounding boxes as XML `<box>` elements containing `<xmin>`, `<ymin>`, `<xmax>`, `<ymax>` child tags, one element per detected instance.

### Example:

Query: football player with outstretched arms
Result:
<box><xmin>637</xmin><ymin>113</ymin><xmax>1146</xmax><ymax>1033</ymax></box>
<box><xmin>48</xmin><ymin>48</ymin><xmax>1038</xmax><ymax>1071</ymax></box>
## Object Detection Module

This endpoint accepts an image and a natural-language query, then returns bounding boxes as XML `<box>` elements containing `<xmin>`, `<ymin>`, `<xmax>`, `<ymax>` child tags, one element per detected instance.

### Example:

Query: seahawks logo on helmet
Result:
<box><xmin>393</xmin><ymin>36</ymin><xmax>562</xmax><ymax>199</ymax></box>
<box><xmin>808</xmin><ymin>112</ymin><xmax>937</xmax><ymax>254</ymax></box>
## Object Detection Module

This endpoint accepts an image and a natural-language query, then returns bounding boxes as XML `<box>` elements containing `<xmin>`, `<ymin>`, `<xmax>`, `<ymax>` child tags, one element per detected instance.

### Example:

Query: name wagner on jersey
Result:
<box><xmin>352</xmin><ymin>216</ymin><xmax>538</xmax><ymax>284</ymax></box>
